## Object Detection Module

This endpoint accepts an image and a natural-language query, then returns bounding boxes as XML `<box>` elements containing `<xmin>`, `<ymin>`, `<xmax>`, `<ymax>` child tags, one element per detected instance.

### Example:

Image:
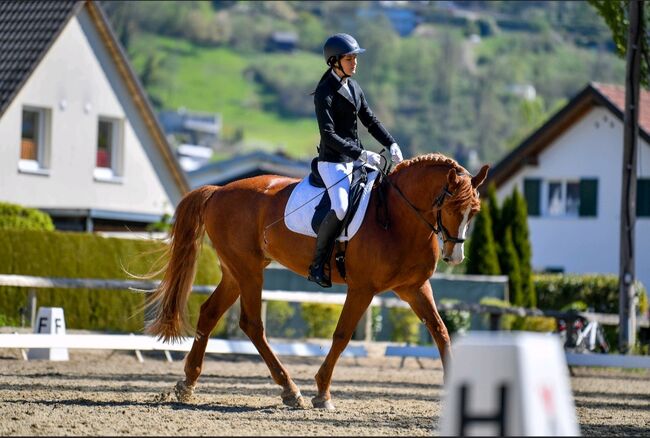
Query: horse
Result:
<box><xmin>145</xmin><ymin>152</ymin><xmax>489</xmax><ymax>410</ymax></box>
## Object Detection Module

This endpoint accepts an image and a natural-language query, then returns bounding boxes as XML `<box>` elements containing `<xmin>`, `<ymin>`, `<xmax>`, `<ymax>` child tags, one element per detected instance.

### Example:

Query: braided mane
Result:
<box><xmin>390</xmin><ymin>153</ymin><xmax>480</xmax><ymax>212</ymax></box>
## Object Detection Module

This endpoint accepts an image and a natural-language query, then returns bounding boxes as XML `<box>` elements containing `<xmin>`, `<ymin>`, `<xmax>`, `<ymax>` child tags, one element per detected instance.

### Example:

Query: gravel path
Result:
<box><xmin>0</xmin><ymin>346</ymin><xmax>648</xmax><ymax>436</ymax></box>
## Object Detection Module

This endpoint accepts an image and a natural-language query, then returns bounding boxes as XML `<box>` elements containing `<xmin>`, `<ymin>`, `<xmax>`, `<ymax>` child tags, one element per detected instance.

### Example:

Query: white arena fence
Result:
<box><xmin>0</xmin><ymin>274</ymin><xmax>648</xmax><ymax>368</ymax></box>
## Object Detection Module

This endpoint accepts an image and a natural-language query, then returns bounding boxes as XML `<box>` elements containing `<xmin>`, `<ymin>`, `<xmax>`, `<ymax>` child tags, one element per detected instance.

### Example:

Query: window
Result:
<box><xmin>523</xmin><ymin>178</ymin><xmax>541</xmax><ymax>216</ymax></box>
<box><xmin>94</xmin><ymin>117</ymin><xmax>123</xmax><ymax>181</ymax></box>
<box><xmin>547</xmin><ymin>181</ymin><xmax>564</xmax><ymax>216</ymax></box>
<box><xmin>523</xmin><ymin>178</ymin><xmax>598</xmax><ymax>218</ymax></box>
<box><xmin>19</xmin><ymin>107</ymin><xmax>50</xmax><ymax>173</ymax></box>
<box><xmin>638</xmin><ymin>179</ymin><xmax>650</xmax><ymax>217</ymax></box>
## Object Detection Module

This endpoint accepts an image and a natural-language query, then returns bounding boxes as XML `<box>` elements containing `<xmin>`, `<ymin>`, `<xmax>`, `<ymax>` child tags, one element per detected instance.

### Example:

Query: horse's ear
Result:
<box><xmin>471</xmin><ymin>165</ymin><xmax>490</xmax><ymax>188</ymax></box>
<box><xmin>447</xmin><ymin>168</ymin><xmax>461</xmax><ymax>188</ymax></box>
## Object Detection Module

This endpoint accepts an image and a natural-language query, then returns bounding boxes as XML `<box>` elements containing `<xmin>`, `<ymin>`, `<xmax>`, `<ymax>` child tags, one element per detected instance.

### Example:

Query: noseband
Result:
<box><xmin>381</xmin><ymin>171</ymin><xmax>467</xmax><ymax>244</ymax></box>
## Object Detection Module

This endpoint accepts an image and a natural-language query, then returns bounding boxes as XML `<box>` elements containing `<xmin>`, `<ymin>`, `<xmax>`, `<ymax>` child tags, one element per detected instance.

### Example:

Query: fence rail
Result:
<box><xmin>1</xmin><ymin>274</ymin><xmax>649</xmax><ymax>368</ymax></box>
<box><xmin>0</xmin><ymin>274</ymin><xmax>647</xmax><ymax>329</ymax></box>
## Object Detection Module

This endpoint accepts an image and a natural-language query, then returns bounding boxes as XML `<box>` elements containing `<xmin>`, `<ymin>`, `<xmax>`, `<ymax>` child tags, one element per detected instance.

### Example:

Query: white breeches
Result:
<box><xmin>317</xmin><ymin>161</ymin><xmax>353</xmax><ymax>220</ymax></box>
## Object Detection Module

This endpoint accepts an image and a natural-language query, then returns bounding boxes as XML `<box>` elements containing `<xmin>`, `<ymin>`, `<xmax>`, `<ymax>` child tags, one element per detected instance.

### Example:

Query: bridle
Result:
<box><xmin>379</xmin><ymin>166</ymin><xmax>468</xmax><ymax>244</ymax></box>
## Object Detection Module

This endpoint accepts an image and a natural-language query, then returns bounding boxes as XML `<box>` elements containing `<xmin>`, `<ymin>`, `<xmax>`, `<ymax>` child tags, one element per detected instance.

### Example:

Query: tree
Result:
<box><xmin>486</xmin><ymin>183</ymin><xmax>502</xmax><ymax>243</ymax></box>
<box><xmin>466</xmin><ymin>202</ymin><xmax>501</xmax><ymax>275</ymax></box>
<box><xmin>588</xmin><ymin>0</ymin><xmax>649</xmax><ymax>87</ymax></box>
<box><xmin>502</xmin><ymin>188</ymin><xmax>536</xmax><ymax>308</ymax></box>
<box><xmin>501</xmin><ymin>227</ymin><xmax>523</xmax><ymax>306</ymax></box>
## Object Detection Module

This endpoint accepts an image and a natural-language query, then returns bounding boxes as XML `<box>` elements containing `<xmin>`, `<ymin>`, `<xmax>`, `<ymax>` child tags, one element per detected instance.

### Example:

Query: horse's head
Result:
<box><xmin>437</xmin><ymin>164</ymin><xmax>489</xmax><ymax>265</ymax></box>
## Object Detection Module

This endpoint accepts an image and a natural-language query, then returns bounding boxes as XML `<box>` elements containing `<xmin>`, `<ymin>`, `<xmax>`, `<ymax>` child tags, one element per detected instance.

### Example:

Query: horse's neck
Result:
<box><xmin>388</xmin><ymin>164</ymin><xmax>449</xmax><ymax>211</ymax></box>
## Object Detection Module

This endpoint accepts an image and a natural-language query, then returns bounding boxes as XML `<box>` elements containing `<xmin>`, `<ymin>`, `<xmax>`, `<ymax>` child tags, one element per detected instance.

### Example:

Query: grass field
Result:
<box><xmin>128</xmin><ymin>34</ymin><xmax>320</xmax><ymax>158</ymax></box>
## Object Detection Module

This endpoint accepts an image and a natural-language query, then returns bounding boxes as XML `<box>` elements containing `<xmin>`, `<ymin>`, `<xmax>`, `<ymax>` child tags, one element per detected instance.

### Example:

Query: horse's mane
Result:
<box><xmin>390</xmin><ymin>153</ymin><xmax>481</xmax><ymax>212</ymax></box>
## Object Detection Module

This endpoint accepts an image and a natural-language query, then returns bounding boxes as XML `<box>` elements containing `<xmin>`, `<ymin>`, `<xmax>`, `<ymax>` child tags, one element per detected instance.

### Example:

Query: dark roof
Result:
<box><xmin>0</xmin><ymin>0</ymin><xmax>82</xmax><ymax>117</ymax></box>
<box><xmin>485</xmin><ymin>82</ymin><xmax>650</xmax><ymax>191</ymax></box>
<box><xmin>187</xmin><ymin>151</ymin><xmax>310</xmax><ymax>188</ymax></box>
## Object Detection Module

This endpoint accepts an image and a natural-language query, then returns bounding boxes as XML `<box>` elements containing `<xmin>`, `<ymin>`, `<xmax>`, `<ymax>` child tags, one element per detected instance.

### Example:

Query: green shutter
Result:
<box><xmin>523</xmin><ymin>179</ymin><xmax>541</xmax><ymax>216</ymax></box>
<box><xmin>579</xmin><ymin>178</ymin><xmax>598</xmax><ymax>217</ymax></box>
<box><xmin>637</xmin><ymin>179</ymin><xmax>650</xmax><ymax>217</ymax></box>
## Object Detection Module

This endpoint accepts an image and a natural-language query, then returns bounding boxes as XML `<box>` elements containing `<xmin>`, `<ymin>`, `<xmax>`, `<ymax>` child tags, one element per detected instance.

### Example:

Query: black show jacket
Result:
<box><xmin>314</xmin><ymin>72</ymin><xmax>395</xmax><ymax>163</ymax></box>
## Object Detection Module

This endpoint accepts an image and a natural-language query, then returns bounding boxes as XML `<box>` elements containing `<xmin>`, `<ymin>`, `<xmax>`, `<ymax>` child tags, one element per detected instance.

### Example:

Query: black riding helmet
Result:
<box><xmin>323</xmin><ymin>33</ymin><xmax>365</xmax><ymax>80</ymax></box>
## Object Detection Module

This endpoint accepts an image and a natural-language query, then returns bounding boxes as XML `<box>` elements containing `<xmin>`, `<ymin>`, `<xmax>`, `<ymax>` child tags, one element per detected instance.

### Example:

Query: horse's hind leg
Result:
<box><xmin>394</xmin><ymin>281</ymin><xmax>451</xmax><ymax>379</ymax></box>
<box><xmin>237</xmin><ymin>268</ymin><xmax>306</xmax><ymax>409</ymax></box>
<box><xmin>175</xmin><ymin>264</ymin><xmax>240</xmax><ymax>402</ymax></box>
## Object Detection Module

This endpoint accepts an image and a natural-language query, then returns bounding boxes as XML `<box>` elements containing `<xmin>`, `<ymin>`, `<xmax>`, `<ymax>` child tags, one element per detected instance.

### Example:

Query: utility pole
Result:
<box><xmin>619</xmin><ymin>0</ymin><xmax>643</xmax><ymax>353</ymax></box>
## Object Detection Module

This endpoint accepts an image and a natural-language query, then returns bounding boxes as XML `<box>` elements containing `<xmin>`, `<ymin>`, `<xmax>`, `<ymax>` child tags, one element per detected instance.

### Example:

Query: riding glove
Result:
<box><xmin>360</xmin><ymin>150</ymin><xmax>382</xmax><ymax>168</ymax></box>
<box><xmin>390</xmin><ymin>143</ymin><xmax>404</xmax><ymax>164</ymax></box>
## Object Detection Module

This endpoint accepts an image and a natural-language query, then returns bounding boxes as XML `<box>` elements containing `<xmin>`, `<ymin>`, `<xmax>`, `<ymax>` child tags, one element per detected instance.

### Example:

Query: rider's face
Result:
<box><xmin>338</xmin><ymin>54</ymin><xmax>357</xmax><ymax>76</ymax></box>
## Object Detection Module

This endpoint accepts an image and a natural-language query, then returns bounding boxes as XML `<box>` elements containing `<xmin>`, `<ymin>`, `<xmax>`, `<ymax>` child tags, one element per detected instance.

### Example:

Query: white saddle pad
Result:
<box><xmin>284</xmin><ymin>170</ymin><xmax>379</xmax><ymax>241</ymax></box>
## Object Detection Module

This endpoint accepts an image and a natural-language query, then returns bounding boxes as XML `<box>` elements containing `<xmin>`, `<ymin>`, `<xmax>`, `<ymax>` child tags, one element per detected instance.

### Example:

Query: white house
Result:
<box><xmin>0</xmin><ymin>0</ymin><xmax>189</xmax><ymax>231</ymax></box>
<box><xmin>485</xmin><ymin>82</ymin><xmax>650</xmax><ymax>290</ymax></box>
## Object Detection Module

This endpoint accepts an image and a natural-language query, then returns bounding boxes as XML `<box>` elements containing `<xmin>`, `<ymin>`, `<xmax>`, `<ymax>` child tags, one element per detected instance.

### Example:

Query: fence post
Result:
<box><xmin>28</xmin><ymin>288</ymin><xmax>37</xmax><ymax>328</ymax></box>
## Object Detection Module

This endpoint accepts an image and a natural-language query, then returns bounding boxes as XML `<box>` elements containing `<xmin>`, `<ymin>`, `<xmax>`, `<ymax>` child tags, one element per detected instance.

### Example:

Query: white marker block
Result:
<box><xmin>27</xmin><ymin>307</ymin><xmax>69</xmax><ymax>361</ymax></box>
<box><xmin>440</xmin><ymin>332</ymin><xmax>579</xmax><ymax>436</ymax></box>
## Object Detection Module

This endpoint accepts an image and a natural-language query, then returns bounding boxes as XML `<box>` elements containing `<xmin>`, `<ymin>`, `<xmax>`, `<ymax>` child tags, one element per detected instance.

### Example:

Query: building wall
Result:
<box><xmin>496</xmin><ymin>107</ymin><xmax>650</xmax><ymax>289</ymax></box>
<box><xmin>0</xmin><ymin>7</ymin><xmax>181</xmax><ymax>216</ymax></box>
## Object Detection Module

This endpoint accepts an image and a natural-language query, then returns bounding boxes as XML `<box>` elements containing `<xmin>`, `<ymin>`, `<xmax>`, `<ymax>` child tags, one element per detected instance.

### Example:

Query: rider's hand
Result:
<box><xmin>390</xmin><ymin>143</ymin><xmax>404</xmax><ymax>164</ymax></box>
<box><xmin>360</xmin><ymin>150</ymin><xmax>382</xmax><ymax>168</ymax></box>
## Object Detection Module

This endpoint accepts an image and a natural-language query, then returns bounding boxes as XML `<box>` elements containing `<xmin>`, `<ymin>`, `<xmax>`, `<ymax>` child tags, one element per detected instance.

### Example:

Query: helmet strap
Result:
<box><xmin>334</xmin><ymin>57</ymin><xmax>351</xmax><ymax>82</ymax></box>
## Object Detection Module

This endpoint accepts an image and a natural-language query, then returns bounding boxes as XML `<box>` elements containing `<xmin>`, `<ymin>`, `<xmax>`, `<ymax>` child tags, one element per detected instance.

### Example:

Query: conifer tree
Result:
<box><xmin>466</xmin><ymin>201</ymin><xmax>501</xmax><ymax>275</ymax></box>
<box><xmin>506</xmin><ymin>188</ymin><xmax>536</xmax><ymax>308</ymax></box>
<box><xmin>486</xmin><ymin>183</ymin><xmax>502</xmax><ymax>243</ymax></box>
<box><xmin>501</xmin><ymin>227</ymin><xmax>523</xmax><ymax>306</ymax></box>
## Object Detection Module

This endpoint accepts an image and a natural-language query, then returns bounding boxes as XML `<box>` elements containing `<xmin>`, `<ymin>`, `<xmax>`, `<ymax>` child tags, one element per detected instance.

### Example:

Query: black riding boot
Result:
<box><xmin>308</xmin><ymin>210</ymin><xmax>342</xmax><ymax>288</ymax></box>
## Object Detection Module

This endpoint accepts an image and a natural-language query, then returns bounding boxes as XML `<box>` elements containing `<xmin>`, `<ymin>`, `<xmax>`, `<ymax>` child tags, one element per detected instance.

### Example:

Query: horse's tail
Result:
<box><xmin>145</xmin><ymin>185</ymin><xmax>219</xmax><ymax>342</ymax></box>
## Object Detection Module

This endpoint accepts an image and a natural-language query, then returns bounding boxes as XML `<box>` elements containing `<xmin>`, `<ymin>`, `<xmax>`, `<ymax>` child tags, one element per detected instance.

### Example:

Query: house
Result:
<box><xmin>485</xmin><ymin>82</ymin><xmax>650</xmax><ymax>289</ymax></box>
<box><xmin>187</xmin><ymin>150</ymin><xmax>310</xmax><ymax>189</ymax></box>
<box><xmin>158</xmin><ymin>107</ymin><xmax>221</xmax><ymax>148</ymax></box>
<box><xmin>266</xmin><ymin>31</ymin><xmax>298</xmax><ymax>53</ymax></box>
<box><xmin>0</xmin><ymin>0</ymin><xmax>188</xmax><ymax>232</ymax></box>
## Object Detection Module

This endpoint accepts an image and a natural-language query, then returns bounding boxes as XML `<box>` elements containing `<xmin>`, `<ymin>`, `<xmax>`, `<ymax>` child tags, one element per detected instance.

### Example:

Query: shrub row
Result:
<box><xmin>0</xmin><ymin>230</ymin><xmax>220</xmax><ymax>333</ymax></box>
<box><xmin>0</xmin><ymin>202</ymin><xmax>54</xmax><ymax>231</ymax></box>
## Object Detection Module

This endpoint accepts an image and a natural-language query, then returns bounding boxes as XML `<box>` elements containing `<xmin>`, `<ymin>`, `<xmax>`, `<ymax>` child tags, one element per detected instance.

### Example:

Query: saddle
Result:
<box><xmin>308</xmin><ymin>157</ymin><xmax>368</xmax><ymax>237</ymax></box>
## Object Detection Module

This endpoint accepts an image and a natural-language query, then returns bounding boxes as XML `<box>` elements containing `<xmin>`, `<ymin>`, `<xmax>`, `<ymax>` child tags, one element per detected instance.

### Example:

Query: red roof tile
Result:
<box><xmin>592</xmin><ymin>82</ymin><xmax>650</xmax><ymax>136</ymax></box>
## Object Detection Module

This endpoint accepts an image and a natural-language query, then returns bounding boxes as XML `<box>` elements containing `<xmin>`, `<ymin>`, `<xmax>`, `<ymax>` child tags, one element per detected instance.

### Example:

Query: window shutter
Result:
<box><xmin>579</xmin><ymin>178</ymin><xmax>598</xmax><ymax>217</ymax></box>
<box><xmin>637</xmin><ymin>179</ymin><xmax>650</xmax><ymax>217</ymax></box>
<box><xmin>523</xmin><ymin>178</ymin><xmax>541</xmax><ymax>216</ymax></box>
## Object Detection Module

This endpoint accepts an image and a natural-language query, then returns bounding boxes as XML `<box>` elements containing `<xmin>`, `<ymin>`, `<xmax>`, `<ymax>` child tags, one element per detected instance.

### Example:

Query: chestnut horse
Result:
<box><xmin>146</xmin><ymin>153</ymin><xmax>488</xmax><ymax>410</ymax></box>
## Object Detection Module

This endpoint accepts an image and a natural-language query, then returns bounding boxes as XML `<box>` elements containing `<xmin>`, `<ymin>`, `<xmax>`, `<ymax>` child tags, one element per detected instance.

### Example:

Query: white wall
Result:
<box><xmin>497</xmin><ymin>107</ymin><xmax>650</xmax><ymax>290</ymax></box>
<box><xmin>0</xmin><ymin>7</ymin><xmax>181</xmax><ymax>216</ymax></box>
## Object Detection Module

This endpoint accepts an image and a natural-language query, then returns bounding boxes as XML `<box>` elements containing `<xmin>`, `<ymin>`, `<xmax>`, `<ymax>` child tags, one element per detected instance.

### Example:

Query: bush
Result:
<box><xmin>439</xmin><ymin>299</ymin><xmax>471</xmax><ymax>335</ymax></box>
<box><xmin>387</xmin><ymin>307</ymin><xmax>421</xmax><ymax>343</ymax></box>
<box><xmin>300</xmin><ymin>303</ymin><xmax>342</xmax><ymax>339</ymax></box>
<box><xmin>266</xmin><ymin>300</ymin><xmax>296</xmax><ymax>338</ymax></box>
<box><xmin>0</xmin><ymin>229</ymin><xmax>221</xmax><ymax>333</ymax></box>
<box><xmin>535</xmin><ymin>274</ymin><xmax>648</xmax><ymax>315</ymax></box>
<box><xmin>478</xmin><ymin>297</ymin><xmax>555</xmax><ymax>332</ymax></box>
<box><xmin>0</xmin><ymin>202</ymin><xmax>54</xmax><ymax>231</ymax></box>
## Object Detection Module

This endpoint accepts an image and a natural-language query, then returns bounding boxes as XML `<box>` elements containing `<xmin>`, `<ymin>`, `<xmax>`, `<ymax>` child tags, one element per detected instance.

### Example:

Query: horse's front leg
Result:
<box><xmin>394</xmin><ymin>281</ymin><xmax>451</xmax><ymax>379</ymax></box>
<box><xmin>313</xmin><ymin>290</ymin><xmax>374</xmax><ymax>410</ymax></box>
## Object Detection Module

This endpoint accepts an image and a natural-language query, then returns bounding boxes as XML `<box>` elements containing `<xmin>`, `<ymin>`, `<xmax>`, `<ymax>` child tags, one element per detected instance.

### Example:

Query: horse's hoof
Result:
<box><xmin>311</xmin><ymin>396</ymin><xmax>335</xmax><ymax>410</ymax></box>
<box><xmin>174</xmin><ymin>380</ymin><xmax>195</xmax><ymax>403</ymax></box>
<box><xmin>281</xmin><ymin>389</ymin><xmax>307</xmax><ymax>409</ymax></box>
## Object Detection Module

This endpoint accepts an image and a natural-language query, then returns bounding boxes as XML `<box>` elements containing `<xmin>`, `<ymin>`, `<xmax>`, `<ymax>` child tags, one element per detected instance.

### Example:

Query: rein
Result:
<box><xmin>377</xmin><ymin>166</ymin><xmax>467</xmax><ymax>244</ymax></box>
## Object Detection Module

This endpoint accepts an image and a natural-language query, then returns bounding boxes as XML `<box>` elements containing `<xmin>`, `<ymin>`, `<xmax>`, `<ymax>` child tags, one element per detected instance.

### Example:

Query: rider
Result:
<box><xmin>308</xmin><ymin>33</ymin><xmax>404</xmax><ymax>288</ymax></box>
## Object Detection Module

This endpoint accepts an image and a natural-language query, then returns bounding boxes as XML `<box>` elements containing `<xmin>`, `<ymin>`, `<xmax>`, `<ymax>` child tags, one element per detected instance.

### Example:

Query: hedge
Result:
<box><xmin>0</xmin><ymin>229</ymin><xmax>221</xmax><ymax>333</ymax></box>
<box><xmin>0</xmin><ymin>202</ymin><xmax>54</xmax><ymax>231</ymax></box>
<box><xmin>535</xmin><ymin>274</ymin><xmax>648</xmax><ymax>315</ymax></box>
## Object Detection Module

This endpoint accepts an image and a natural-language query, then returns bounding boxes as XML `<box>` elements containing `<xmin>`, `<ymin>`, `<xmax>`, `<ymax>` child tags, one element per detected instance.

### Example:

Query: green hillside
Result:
<box><xmin>109</xmin><ymin>1</ymin><xmax>628</xmax><ymax>165</ymax></box>
<box><xmin>129</xmin><ymin>33</ymin><xmax>320</xmax><ymax>157</ymax></box>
